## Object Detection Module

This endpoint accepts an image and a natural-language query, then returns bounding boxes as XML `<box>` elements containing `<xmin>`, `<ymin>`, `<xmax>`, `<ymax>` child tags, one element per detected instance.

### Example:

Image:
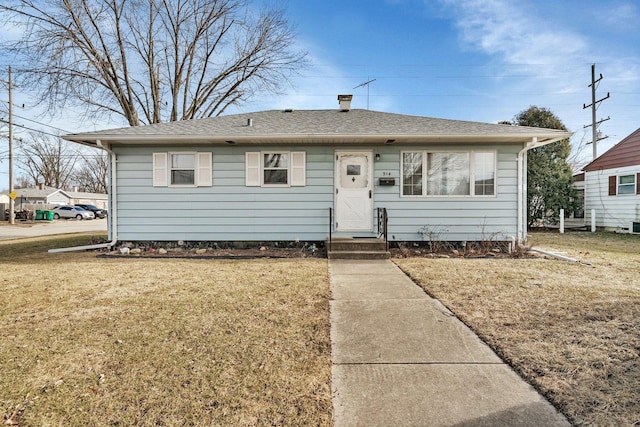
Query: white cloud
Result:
<box><xmin>598</xmin><ymin>2</ymin><xmax>639</xmax><ymax>31</ymax></box>
<box><xmin>439</xmin><ymin>0</ymin><xmax>587</xmax><ymax>66</ymax></box>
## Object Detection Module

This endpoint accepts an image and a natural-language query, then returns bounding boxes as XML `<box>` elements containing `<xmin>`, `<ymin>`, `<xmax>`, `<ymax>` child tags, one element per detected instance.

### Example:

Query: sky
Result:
<box><xmin>1</xmin><ymin>0</ymin><xmax>640</xmax><ymax>188</ymax></box>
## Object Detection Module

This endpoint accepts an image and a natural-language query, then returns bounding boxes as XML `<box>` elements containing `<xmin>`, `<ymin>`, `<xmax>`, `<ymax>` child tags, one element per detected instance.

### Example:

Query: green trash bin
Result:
<box><xmin>35</xmin><ymin>210</ymin><xmax>44</xmax><ymax>220</ymax></box>
<box><xmin>45</xmin><ymin>210</ymin><xmax>54</xmax><ymax>221</ymax></box>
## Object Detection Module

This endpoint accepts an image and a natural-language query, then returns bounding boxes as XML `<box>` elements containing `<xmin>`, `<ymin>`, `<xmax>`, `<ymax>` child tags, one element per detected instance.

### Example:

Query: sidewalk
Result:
<box><xmin>329</xmin><ymin>259</ymin><xmax>571</xmax><ymax>426</ymax></box>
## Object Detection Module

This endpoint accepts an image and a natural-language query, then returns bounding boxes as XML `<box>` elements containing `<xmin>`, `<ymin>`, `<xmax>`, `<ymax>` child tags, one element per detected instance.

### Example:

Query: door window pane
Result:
<box><xmin>339</xmin><ymin>154</ymin><xmax>369</xmax><ymax>188</ymax></box>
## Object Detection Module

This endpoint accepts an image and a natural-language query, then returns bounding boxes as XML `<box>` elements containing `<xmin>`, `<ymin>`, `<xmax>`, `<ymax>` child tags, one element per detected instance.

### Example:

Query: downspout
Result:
<box><xmin>49</xmin><ymin>139</ymin><xmax>118</xmax><ymax>253</ymax></box>
<box><xmin>517</xmin><ymin>138</ymin><xmax>540</xmax><ymax>245</ymax></box>
<box><xmin>517</xmin><ymin>136</ymin><xmax>569</xmax><ymax>245</ymax></box>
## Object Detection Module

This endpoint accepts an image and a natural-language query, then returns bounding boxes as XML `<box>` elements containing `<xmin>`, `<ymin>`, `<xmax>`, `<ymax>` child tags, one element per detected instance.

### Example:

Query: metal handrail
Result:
<box><xmin>329</xmin><ymin>207</ymin><xmax>333</xmax><ymax>253</ymax></box>
<box><xmin>377</xmin><ymin>207</ymin><xmax>388</xmax><ymax>251</ymax></box>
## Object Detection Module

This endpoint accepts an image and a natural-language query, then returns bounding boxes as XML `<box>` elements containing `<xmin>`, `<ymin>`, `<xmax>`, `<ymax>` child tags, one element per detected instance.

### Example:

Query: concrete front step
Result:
<box><xmin>328</xmin><ymin>251</ymin><xmax>390</xmax><ymax>260</ymax></box>
<box><xmin>328</xmin><ymin>237</ymin><xmax>390</xmax><ymax>259</ymax></box>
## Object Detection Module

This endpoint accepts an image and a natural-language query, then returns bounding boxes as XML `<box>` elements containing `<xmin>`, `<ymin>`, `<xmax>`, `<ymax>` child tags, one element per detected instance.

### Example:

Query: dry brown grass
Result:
<box><xmin>394</xmin><ymin>232</ymin><xmax>640</xmax><ymax>427</ymax></box>
<box><xmin>1</xmin><ymin>236</ymin><xmax>331</xmax><ymax>426</ymax></box>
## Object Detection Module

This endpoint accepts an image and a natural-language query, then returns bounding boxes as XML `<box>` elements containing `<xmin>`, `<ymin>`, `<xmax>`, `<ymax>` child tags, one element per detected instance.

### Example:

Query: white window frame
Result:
<box><xmin>153</xmin><ymin>151</ymin><xmax>212</xmax><ymax>187</ymax></box>
<box><xmin>262</xmin><ymin>151</ymin><xmax>290</xmax><ymax>187</ymax></box>
<box><xmin>400</xmin><ymin>150</ymin><xmax>497</xmax><ymax>198</ymax></box>
<box><xmin>169</xmin><ymin>152</ymin><xmax>197</xmax><ymax>187</ymax></box>
<box><xmin>617</xmin><ymin>174</ymin><xmax>636</xmax><ymax>195</ymax></box>
<box><xmin>245</xmin><ymin>151</ymin><xmax>306</xmax><ymax>187</ymax></box>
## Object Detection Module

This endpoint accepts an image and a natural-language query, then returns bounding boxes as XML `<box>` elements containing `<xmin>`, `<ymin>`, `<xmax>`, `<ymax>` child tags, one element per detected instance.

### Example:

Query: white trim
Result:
<box><xmin>246</xmin><ymin>152</ymin><xmax>261</xmax><ymax>186</ymax></box>
<box><xmin>291</xmin><ymin>152</ymin><xmax>306</xmax><ymax>186</ymax></box>
<box><xmin>616</xmin><ymin>174</ymin><xmax>637</xmax><ymax>196</ymax></box>
<box><xmin>261</xmin><ymin>151</ymin><xmax>291</xmax><ymax>187</ymax></box>
<box><xmin>334</xmin><ymin>150</ymin><xmax>374</xmax><ymax>231</ymax></box>
<box><xmin>246</xmin><ymin>151</ymin><xmax>307</xmax><ymax>188</ymax></box>
<box><xmin>196</xmin><ymin>152</ymin><xmax>213</xmax><ymax>187</ymax></box>
<box><xmin>168</xmin><ymin>151</ymin><xmax>197</xmax><ymax>187</ymax></box>
<box><xmin>152</xmin><ymin>152</ymin><xmax>168</xmax><ymax>187</ymax></box>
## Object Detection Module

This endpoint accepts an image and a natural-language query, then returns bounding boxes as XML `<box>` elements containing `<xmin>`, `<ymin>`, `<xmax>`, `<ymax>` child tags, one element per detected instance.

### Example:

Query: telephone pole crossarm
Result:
<box><xmin>582</xmin><ymin>64</ymin><xmax>609</xmax><ymax>159</ymax></box>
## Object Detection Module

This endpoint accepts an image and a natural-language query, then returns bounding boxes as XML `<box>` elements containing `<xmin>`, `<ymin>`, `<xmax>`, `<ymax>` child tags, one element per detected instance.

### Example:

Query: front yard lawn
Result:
<box><xmin>0</xmin><ymin>236</ymin><xmax>332</xmax><ymax>426</ymax></box>
<box><xmin>394</xmin><ymin>232</ymin><xmax>640</xmax><ymax>426</ymax></box>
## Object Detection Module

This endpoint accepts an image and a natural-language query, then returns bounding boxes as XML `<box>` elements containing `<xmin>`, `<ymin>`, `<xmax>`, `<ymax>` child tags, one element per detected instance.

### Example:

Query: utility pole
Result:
<box><xmin>583</xmin><ymin>64</ymin><xmax>609</xmax><ymax>160</ymax></box>
<box><xmin>7</xmin><ymin>66</ymin><xmax>15</xmax><ymax>224</ymax></box>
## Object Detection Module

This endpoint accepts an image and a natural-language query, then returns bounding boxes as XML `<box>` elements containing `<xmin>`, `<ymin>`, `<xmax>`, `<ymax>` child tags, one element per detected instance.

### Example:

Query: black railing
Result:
<box><xmin>328</xmin><ymin>207</ymin><xmax>333</xmax><ymax>252</ymax></box>
<box><xmin>377</xmin><ymin>207</ymin><xmax>388</xmax><ymax>251</ymax></box>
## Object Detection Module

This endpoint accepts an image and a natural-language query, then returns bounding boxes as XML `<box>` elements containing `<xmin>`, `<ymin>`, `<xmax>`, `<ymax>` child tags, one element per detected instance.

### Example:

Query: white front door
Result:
<box><xmin>335</xmin><ymin>151</ymin><xmax>373</xmax><ymax>231</ymax></box>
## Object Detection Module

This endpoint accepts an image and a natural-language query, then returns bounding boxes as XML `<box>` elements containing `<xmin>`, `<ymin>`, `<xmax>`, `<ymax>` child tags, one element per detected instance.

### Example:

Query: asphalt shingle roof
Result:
<box><xmin>64</xmin><ymin>109</ymin><xmax>572</xmax><ymax>146</ymax></box>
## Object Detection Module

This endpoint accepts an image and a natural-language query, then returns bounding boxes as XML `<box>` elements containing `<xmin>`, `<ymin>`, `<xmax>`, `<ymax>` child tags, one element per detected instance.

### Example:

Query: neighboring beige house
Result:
<box><xmin>67</xmin><ymin>190</ymin><xmax>109</xmax><ymax>209</ymax></box>
<box><xmin>1</xmin><ymin>184</ymin><xmax>108</xmax><ymax>210</ymax></box>
<box><xmin>2</xmin><ymin>185</ymin><xmax>72</xmax><ymax>206</ymax></box>
<box><xmin>582</xmin><ymin>128</ymin><xmax>640</xmax><ymax>232</ymax></box>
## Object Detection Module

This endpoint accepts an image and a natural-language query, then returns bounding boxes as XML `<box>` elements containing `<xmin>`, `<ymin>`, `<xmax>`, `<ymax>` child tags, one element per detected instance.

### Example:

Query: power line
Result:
<box><xmin>0</xmin><ymin>118</ymin><xmax>64</xmax><ymax>138</ymax></box>
<box><xmin>11</xmin><ymin>113</ymin><xmax>71</xmax><ymax>134</ymax></box>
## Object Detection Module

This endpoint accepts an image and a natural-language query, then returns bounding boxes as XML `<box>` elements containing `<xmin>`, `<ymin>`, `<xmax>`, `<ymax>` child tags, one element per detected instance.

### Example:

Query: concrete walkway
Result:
<box><xmin>329</xmin><ymin>259</ymin><xmax>571</xmax><ymax>427</ymax></box>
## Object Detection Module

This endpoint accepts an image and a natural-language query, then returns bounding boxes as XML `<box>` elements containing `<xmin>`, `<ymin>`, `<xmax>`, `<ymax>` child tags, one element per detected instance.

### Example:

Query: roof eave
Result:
<box><xmin>63</xmin><ymin>132</ymin><xmax>572</xmax><ymax>146</ymax></box>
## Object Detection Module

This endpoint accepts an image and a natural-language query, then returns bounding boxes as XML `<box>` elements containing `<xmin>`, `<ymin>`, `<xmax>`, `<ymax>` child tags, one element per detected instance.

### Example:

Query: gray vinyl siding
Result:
<box><xmin>113</xmin><ymin>144</ymin><xmax>519</xmax><ymax>242</ymax></box>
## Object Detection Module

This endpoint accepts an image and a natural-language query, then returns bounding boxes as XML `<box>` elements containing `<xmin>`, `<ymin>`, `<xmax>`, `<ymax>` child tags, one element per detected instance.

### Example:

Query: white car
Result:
<box><xmin>52</xmin><ymin>206</ymin><xmax>95</xmax><ymax>220</ymax></box>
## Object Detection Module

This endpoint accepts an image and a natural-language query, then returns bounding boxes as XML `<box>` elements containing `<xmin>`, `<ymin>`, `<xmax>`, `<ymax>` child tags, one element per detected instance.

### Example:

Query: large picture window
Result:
<box><xmin>427</xmin><ymin>152</ymin><xmax>470</xmax><ymax>196</ymax></box>
<box><xmin>401</xmin><ymin>150</ymin><xmax>495</xmax><ymax>197</ymax></box>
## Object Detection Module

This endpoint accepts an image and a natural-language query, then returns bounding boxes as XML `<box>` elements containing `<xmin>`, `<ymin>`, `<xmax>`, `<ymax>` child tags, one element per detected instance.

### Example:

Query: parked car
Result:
<box><xmin>74</xmin><ymin>203</ymin><xmax>108</xmax><ymax>219</ymax></box>
<box><xmin>52</xmin><ymin>205</ymin><xmax>95</xmax><ymax>220</ymax></box>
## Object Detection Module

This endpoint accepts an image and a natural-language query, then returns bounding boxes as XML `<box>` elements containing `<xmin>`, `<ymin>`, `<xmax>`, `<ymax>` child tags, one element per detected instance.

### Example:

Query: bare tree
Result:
<box><xmin>19</xmin><ymin>133</ymin><xmax>77</xmax><ymax>189</ymax></box>
<box><xmin>73</xmin><ymin>150</ymin><xmax>109</xmax><ymax>193</ymax></box>
<box><xmin>1</xmin><ymin>0</ymin><xmax>307</xmax><ymax>126</ymax></box>
<box><xmin>14</xmin><ymin>175</ymin><xmax>32</xmax><ymax>188</ymax></box>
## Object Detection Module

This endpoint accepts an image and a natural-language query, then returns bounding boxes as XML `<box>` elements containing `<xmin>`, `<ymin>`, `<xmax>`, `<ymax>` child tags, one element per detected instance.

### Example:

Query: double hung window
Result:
<box><xmin>617</xmin><ymin>175</ymin><xmax>636</xmax><ymax>195</ymax></box>
<box><xmin>152</xmin><ymin>152</ymin><xmax>212</xmax><ymax>187</ymax></box>
<box><xmin>246</xmin><ymin>151</ymin><xmax>306</xmax><ymax>187</ymax></box>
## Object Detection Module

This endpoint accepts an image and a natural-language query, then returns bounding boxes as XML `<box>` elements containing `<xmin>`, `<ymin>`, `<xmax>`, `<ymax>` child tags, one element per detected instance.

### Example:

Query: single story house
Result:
<box><xmin>582</xmin><ymin>127</ymin><xmax>640</xmax><ymax>232</ymax></box>
<box><xmin>3</xmin><ymin>185</ymin><xmax>72</xmax><ymax>206</ymax></box>
<box><xmin>62</xmin><ymin>96</ymin><xmax>572</xmax><ymax>246</ymax></box>
<box><xmin>0</xmin><ymin>185</ymin><xmax>108</xmax><ymax>209</ymax></box>
<box><xmin>67</xmin><ymin>190</ymin><xmax>109</xmax><ymax>210</ymax></box>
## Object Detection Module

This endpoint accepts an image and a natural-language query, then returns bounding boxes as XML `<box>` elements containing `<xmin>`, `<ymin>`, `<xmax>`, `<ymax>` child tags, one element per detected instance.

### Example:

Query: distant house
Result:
<box><xmin>582</xmin><ymin>128</ymin><xmax>640</xmax><ymax>232</ymax></box>
<box><xmin>67</xmin><ymin>190</ymin><xmax>109</xmax><ymax>210</ymax></box>
<box><xmin>62</xmin><ymin>98</ymin><xmax>572</xmax><ymax>246</ymax></box>
<box><xmin>0</xmin><ymin>184</ymin><xmax>108</xmax><ymax>209</ymax></box>
<box><xmin>3</xmin><ymin>185</ymin><xmax>72</xmax><ymax>206</ymax></box>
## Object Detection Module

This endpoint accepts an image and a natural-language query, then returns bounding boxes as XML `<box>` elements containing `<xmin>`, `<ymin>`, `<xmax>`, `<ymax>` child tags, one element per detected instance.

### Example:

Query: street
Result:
<box><xmin>0</xmin><ymin>218</ymin><xmax>107</xmax><ymax>241</ymax></box>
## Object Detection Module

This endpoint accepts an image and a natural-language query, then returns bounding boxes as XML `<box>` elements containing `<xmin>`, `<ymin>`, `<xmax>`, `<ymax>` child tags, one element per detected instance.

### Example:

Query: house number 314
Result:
<box><xmin>382</xmin><ymin>172</ymin><xmax>392</xmax><ymax>176</ymax></box>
